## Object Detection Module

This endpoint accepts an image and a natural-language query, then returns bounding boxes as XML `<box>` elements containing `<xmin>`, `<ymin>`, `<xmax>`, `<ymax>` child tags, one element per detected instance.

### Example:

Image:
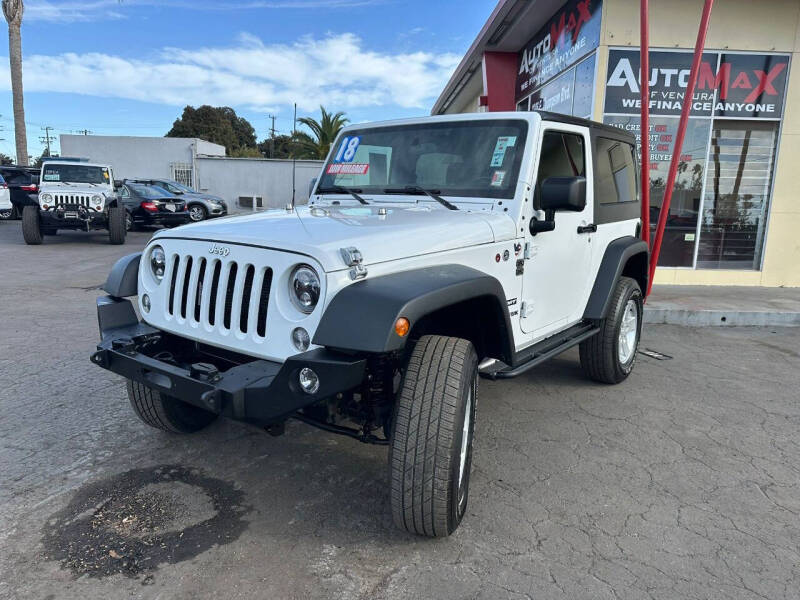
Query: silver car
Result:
<box><xmin>131</xmin><ymin>179</ymin><xmax>228</xmax><ymax>222</ymax></box>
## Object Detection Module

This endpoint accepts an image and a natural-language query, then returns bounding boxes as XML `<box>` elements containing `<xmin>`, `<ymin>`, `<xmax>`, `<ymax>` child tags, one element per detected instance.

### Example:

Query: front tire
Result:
<box><xmin>108</xmin><ymin>205</ymin><xmax>126</xmax><ymax>245</ymax></box>
<box><xmin>126</xmin><ymin>380</ymin><xmax>218</xmax><ymax>433</ymax></box>
<box><xmin>188</xmin><ymin>204</ymin><xmax>207</xmax><ymax>222</ymax></box>
<box><xmin>22</xmin><ymin>206</ymin><xmax>43</xmax><ymax>245</ymax></box>
<box><xmin>579</xmin><ymin>276</ymin><xmax>643</xmax><ymax>384</ymax></box>
<box><xmin>389</xmin><ymin>335</ymin><xmax>478</xmax><ymax>537</ymax></box>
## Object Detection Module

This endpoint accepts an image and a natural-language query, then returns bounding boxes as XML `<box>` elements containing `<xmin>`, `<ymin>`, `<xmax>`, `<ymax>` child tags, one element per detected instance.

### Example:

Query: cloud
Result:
<box><xmin>0</xmin><ymin>33</ymin><xmax>459</xmax><ymax>113</ymax></box>
<box><xmin>25</xmin><ymin>0</ymin><xmax>386</xmax><ymax>23</ymax></box>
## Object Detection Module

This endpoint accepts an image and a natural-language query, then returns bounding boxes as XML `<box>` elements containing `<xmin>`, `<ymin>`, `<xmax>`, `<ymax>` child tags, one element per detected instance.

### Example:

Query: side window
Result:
<box><xmin>535</xmin><ymin>131</ymin><xmax>586</xmax><ymax>208</ymax></box>
<box><xmin>595</xmin><ymin>137</ymin><xmax>637</xmax><ymax>204</ymax></box>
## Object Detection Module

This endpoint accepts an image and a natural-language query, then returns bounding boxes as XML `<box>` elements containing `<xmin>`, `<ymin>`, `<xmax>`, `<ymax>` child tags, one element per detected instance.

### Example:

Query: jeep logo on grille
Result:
<box><xmin>209</xmin><ymin>243</ymin><xmax>230</xmax><ymax>257</ymax></box>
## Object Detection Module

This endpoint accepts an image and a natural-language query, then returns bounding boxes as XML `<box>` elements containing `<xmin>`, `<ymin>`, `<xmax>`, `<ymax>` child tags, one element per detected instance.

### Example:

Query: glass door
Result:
<box><xmin>696</xmin><ymin>121</ymin><xmax>778</xmax><ymax>270</ymax></box>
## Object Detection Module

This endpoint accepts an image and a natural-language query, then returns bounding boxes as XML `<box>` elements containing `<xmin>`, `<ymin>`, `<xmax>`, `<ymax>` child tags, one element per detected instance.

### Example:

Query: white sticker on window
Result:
<box><xmin>490</xmin><ymin>136</ymin><xmax>517</xmax><ymax>167</ymax></box>
<box><xmin>490</xmin><ymin>171</ymin><xmax>506</xmax><ymax>187</ymax></box>
<box><xmin>43</xmin><ymin>172</ymin><xmax>60</xmax><ymax>181</ymax></box>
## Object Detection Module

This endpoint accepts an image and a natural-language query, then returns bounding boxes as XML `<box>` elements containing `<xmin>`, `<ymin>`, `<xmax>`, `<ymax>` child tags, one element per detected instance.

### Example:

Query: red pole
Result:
<box><xmin>647</xmin><ymin>0</ymin><xmax>714</xmax><ymax>296</ymax></box>
<box><xmin>640</xmin><ymin>0</ymin><xmax>650</xmax><ymax>252</ymax></box>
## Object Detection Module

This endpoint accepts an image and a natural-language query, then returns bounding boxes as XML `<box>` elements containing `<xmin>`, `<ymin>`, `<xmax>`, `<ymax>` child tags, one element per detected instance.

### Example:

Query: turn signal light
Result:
<box><xmin>394</xmin><ymin>317</ymin><xmax>410</xmax><ymax>337</ymax></box>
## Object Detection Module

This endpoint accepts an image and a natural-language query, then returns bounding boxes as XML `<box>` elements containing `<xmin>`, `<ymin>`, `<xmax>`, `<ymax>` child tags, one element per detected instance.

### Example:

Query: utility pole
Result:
<box><xmin>267</xmin><ymin>114</ymin><xmax>276</xmax><ymax>158</ymax></box>
<box><xmin>39</xmin><ymin>125</ymin><xmax>55</xmax><ymax>156</ymax></box>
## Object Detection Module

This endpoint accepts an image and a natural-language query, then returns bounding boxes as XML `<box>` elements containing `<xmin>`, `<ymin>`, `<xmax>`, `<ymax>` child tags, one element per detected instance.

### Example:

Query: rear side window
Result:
<box><xmin>595</xmin><ymin>137</ymin><xmax>637</xmax><ymax>204</ymax></box>
<box><xmin>0</xmin><ymin>174</ymin><xmax>5</xmax><ymax>184</ymax></box>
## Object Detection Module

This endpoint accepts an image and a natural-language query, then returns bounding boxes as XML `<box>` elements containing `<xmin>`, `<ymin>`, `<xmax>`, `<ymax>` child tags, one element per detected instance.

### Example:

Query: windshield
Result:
<box><xmin>42</xmin><ymin>164</ymin><xmax>110</xmax><ymax>185</ymax></box>
<box><xmin>130</xmin><ymin>183</ymin><xmax>172</xmax><ymax>199</ymax></box>
<box><xmin>317</xmin><ymin>119</ymin><xmax>528</xmax><ymax>200</ymax></box>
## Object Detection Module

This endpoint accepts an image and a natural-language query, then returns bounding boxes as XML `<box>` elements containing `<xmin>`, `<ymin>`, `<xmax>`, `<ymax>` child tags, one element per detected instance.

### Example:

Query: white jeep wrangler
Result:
<box><xmin>92</xmin><ymin>112</ymin><xmax>648</xmax><ymax>537</ymax></box>
<box><xmin>24</xmin><ymin>160</ymin><xmax>126</xmax><ymax>245</ymax></box>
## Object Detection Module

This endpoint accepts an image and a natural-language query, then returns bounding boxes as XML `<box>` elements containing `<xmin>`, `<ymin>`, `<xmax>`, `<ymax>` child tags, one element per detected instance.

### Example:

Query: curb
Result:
<box><xmin>643</xmin><ymin>308</ymin><xmax>800</xmax><ymax>327</ymax></box>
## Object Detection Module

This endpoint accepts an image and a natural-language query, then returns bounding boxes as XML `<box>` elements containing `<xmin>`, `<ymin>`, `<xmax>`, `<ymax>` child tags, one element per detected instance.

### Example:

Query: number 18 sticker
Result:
<box><xmin>334</xmin><ymin>136</ymin><xmax>361</xmax><ymax>162</ymax></box>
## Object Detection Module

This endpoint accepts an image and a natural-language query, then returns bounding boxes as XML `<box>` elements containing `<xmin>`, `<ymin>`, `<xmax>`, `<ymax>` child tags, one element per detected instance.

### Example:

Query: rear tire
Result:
<box><xmin>22</xmin><ymin>206</ymin><xmax>43</xmax><ymax>245</ymax></box>
<box><xmin>579</xmin><ymin>276</ymin><xmax>643</xmax><ymax>384</ymax></box>
<box><xmin>389</xmin><ymin>335</ymin><xmax>478</xmax><ymax>537</ymax></box>
<box><xmin>108</xmin><ymin>205</ymin><xmax>126</xmax><ymax>245</ymax></box>
<box><xmin>126</xmin><ymin>380</ymin><xmax>218</xmax><ymax>433</ymax></box>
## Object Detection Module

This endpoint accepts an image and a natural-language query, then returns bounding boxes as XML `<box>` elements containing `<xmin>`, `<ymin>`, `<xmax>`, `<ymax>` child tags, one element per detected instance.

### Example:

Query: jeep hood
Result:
<box><xmin>40</xmin><ymin>183</ymin><xmax>111</xmax><ymax>195</ymax></box>
<box><xmin>155</xmin><ymin>204</ymin><xmax>518</xmax><ymax>272</ymax></box>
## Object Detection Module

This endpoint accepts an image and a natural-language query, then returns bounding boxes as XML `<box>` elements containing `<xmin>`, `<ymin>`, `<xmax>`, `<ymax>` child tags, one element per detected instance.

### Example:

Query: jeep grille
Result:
<box><xmin>53</xmin><ymin>194</ymin><xmax>93</xmax><ymax>207</ymax></box>
<box><xmin>165</xmin><ymin>253</ymin><xmax>273</xmax><ymax>337</ymax></box>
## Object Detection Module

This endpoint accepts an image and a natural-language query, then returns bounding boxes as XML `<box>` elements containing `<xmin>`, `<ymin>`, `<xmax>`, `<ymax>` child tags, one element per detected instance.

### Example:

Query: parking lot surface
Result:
<box><xmin>1</xmin><ymin>222</ymin><xmax>799</xmax><ymax>600</ymax></box>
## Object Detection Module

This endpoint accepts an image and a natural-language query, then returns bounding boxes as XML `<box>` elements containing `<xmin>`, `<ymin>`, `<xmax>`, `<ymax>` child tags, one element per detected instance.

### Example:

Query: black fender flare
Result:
<box><xmin>583</xmin><ymin>236</ymin><xmax>649</xmax><ymax>320</ymax></box>
<box><xmin>103</xmin><ymin>252</ymin><xmax>141</xmax><ymax>298</ymax></box>
<box><xmin>313</xmin><ymin>265</ymin><xmax>514</xmax><ymax>361</ymax></box>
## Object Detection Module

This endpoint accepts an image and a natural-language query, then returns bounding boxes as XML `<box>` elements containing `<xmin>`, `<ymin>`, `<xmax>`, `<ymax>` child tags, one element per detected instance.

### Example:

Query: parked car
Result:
<box><xmin>25</xmin><ymin>161</ymin><xmax>126</xmax><ymax>245</ymax></box>
<box><xmin>119</xmin><ymin>182</ymin><xmax>190</xmax><ymax>230</ymax></box>
<box><xmin>0</xmin><ymin>173</ymin><xmax>12</xmax><ymax>220</ymax></box>
<box><xmin>92</xmin><ymin>111</ymin><xmax>648</xmax><ymax>538</ymax></box>
<box><xmin>128</xmin><ymin>179</ymin><xmax>227</xmax><ymax>222</ymax></box>
<box><xmin>0</xmin><ymin>166</ymin><xmax>39</xmax><ymax>220</ymax></box>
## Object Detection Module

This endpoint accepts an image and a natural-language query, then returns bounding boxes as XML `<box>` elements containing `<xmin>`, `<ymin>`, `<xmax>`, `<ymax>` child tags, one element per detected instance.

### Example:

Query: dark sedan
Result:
<box><xmin>0</xmin><ymin>166</ymin><xmax>39</xmax><ymax>220</ymax></box>
<box><xmin>119</xmin><ymin>182</ymin><xmax>190</xmax><ymax>230</ymax></box>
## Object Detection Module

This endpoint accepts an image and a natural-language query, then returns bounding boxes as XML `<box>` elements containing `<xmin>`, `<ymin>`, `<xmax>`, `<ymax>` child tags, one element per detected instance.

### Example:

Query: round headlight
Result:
<box><xmin>40</xmin><ymin>193</ymin><xmax>52</xmax><ymax>202</ymax></box>
<box><xmin>150</xmin><ymin>245</ymin><xmax>166</xmax><ymax>281</ymax></box>
<box><xmin>289</xmin><ymin>265</ymin><xmax>320</xmax><ymax>314</ymax></box>
<box><xmin>91</xmin><ymin>194</ymin><xmax>102</xmax><ymax>204</ymax></box>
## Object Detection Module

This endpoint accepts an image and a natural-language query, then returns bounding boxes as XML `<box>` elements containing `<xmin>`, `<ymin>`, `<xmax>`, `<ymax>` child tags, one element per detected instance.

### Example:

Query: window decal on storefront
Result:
<box><xmin>515</xmin><ymin>0</ymin><xmax>602</xmax><ymax>119</ymax></box>
<box><xmin>603</xmin><ymin>48</ymin><xmax>790</xmax><ymax>271</ymax></box>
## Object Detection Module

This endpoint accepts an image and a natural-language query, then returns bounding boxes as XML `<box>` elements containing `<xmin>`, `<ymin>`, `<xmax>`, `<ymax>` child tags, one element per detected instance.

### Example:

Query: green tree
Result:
<box><xmin>166</xmin><ymin>105</ymin><xmax>257</xmax><ymax>156</ymax></box>
<box><xmin>257</xmin><ymin>134</ymin><xmax>294</xmax><ymax>159</ymax></box>
<box><xmin>0</xmin><ymin>152</ymin><xmax>13</xmax><ymax>166</ymax></box>
<box><xmin>294</xmin><ymin>106</ymin><xmax>348</xmax><ymax>159</ymax></box>
<box><xmin>3</xmin><ymin>0</ymin><xmax>28</xmax><ymax>165</ymax></box>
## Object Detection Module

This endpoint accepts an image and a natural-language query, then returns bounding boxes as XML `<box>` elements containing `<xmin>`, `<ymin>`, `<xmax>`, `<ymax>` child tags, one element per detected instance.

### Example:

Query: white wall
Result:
<box><xmin>195</xmin><ymin>157</ymin><xmax>324</xmax><ymax>211</ymax></box>
<box><xmin>59</xmin><ymin>135</ymin><xmax>225</xmax><ymax>181</ymax></box>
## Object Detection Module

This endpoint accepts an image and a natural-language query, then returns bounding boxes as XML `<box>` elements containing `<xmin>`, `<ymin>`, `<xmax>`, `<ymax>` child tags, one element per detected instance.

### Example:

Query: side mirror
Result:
<box><xmin>540</xmin><ymin>176</ymin><xmax>586</xmax><ymax>212</ymax></box>
<box><xmin>308</xmin><ymin>177</ymin><xmax>318</xmax><ymax>196</ymax></box>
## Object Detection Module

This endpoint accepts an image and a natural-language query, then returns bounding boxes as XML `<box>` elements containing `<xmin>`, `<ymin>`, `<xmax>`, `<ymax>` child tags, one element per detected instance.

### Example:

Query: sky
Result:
<box><xmin>0</xmin><ymin>0</ymin><xmax>494</xmax><ymax>160</ymax></box>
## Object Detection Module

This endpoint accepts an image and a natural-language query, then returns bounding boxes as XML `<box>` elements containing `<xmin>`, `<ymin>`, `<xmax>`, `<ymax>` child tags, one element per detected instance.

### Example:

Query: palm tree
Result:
<box><xmin>2</xmin><ymin>0</ymin><xmax>27</xmax><ymax>165</ymax></box>
<box><xmin>294</xmin><ymin>106</ymin><xmax>348</xmax><ymax>160</ymax></box>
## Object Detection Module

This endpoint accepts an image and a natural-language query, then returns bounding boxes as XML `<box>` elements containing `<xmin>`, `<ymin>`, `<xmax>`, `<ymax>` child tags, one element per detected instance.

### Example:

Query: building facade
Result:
<box><xmin>60</xmin><ymin>134</ymin><xmax>323</xmax><ymax>211</ymax></box>
<box><xmin>433</xmin><ymin>0</ymin><xmax>800</xmax><ymax>287</ymax></box>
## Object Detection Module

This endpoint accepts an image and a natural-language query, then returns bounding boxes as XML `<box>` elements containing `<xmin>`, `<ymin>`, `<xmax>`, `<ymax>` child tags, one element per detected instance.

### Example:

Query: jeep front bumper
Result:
<box><xmin>91</xmin><ymin>296</ymin><xmax>367</xmax><ymax>425</ymax></box>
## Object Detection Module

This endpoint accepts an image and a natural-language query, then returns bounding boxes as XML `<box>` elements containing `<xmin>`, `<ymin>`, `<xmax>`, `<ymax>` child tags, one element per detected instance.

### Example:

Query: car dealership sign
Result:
<box><xmin>516</xmin><ymin>0</ymin><xmax>602</xmax><ymax>101</ymax></box>
<box><xmin>605</xmin><ymin>49</ymin><xmax>790</xmax><ymax>119</ymax></box>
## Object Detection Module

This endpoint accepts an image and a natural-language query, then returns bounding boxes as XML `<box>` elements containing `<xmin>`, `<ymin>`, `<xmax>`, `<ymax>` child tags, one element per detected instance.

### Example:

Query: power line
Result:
<box><xmin>39</xmin><ymin>126</ymin><xmax>56</xmax><ymax>155</ymax></box>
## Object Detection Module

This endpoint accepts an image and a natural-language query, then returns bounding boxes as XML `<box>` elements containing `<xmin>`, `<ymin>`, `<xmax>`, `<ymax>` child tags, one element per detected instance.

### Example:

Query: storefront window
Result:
<box><xmin>603</xmin><ymin>48</ymin><xmax>789</xmax><ymax>271</ymax></box>
<box><xmin>696</xmin><ymin>121</ymin><xmax>778</xmax><ymax>269</ymax></box>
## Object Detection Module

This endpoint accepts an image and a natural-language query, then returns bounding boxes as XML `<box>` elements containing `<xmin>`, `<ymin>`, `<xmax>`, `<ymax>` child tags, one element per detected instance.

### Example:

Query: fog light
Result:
<box><xmin>298</xmin><ymin>367</ymin><xmax>319</xmax><ymax>394</ymax></box>
<box><xmin>291</xmin><ymin>327</ymin><xmax>310</xmax><ymax>352</ymax></box>
<box><xmin>141</xmin><ymin>294</ymin><xmax>151</xmax><ymax>313</ymax></box>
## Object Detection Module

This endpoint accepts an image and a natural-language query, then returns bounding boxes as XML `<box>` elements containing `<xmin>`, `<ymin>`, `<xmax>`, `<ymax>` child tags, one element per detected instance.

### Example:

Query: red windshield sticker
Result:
<box><xmin>327</xmin><ymin>163</ymin><xmax>369</xmax><ymax>175</ymax></box>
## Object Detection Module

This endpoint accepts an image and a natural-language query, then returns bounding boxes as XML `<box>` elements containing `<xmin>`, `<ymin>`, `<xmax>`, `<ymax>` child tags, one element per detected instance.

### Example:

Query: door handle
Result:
<box><xmin>577</xmin><ymin>224</ymin><xmax>597</xmax><ymax>234</ymax></box>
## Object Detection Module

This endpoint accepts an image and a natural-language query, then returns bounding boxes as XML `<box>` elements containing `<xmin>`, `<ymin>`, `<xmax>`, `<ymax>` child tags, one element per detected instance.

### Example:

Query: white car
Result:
<box><xmin>0</xmin><ymin>173</ymin><xmax>11</xmax><ymax>220</ymax></box>
<box><xmin>91</xmin><ymin>111</ymin><xmax>648</xmax><ymax>537</ymax></box>
<box><xmin>23</xmin><ymin>161</ymin><xmax>126</xmax><ymax>245</ymax></box>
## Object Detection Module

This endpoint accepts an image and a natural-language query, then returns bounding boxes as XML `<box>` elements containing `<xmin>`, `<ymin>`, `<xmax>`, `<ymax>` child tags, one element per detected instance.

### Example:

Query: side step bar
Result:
<box><xmin>481</xmin><ymin>322</ymin><xmax>600</xmax><ymax>380</ymax></box>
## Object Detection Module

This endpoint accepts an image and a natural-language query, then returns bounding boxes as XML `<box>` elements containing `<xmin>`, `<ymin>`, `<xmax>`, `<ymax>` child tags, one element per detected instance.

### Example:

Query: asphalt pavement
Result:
<box><xmin>1</xmin><ymin>221</ymin><xmax>799</xmax><ymax>600</ymax></box>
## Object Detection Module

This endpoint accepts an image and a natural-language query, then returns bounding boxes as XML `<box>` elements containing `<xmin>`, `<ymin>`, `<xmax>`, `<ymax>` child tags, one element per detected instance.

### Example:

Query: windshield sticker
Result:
<box><xmin>490</xmin><ymin>170</ymin><xmax>506</xmax><ymax>187</ymax></box>
<box><xmin>43</xmin><ymin>171</ymin><xmax>60</xmax><ymax>181</ymax></box>
<box><xmin>490</xmin><ymin>136</ymin><xmax>518</xmax><ymax>167</ymax></box>
<box><xmin>333</xmin><ymin>136</ymin><xmax>361</xmax><ymax>162</ymax></box>
<box><xmin>327</xmin><ymin>163</ymin><xmax>369</xmax><ymax>175</ymax></box>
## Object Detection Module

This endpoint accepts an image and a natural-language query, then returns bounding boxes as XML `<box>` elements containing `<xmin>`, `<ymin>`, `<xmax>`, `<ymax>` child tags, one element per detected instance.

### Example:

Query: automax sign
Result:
<box><xmin>605</xmin><ymin>49</ymin><xmax>790</xmax><ymax>119</ymax></box>
<box><xmin>516</xmin><ymin>0</ymin><xmax>602</xmax><ymax>102</ymax></box>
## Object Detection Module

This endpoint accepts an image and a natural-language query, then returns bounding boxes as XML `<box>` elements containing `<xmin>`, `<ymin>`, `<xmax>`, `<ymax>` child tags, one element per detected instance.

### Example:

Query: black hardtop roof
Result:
<box><xmin>535</xmin><ymin>111</ymin><xmax>637</xmax><ymax>145</ymax></box>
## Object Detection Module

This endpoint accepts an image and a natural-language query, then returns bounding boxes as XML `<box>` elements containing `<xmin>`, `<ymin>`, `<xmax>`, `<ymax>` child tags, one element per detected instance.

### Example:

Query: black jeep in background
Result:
<box><xmin>0</xmin><ymin>166</ymin><xmax>39</xmax><ymax>220</ymax></box>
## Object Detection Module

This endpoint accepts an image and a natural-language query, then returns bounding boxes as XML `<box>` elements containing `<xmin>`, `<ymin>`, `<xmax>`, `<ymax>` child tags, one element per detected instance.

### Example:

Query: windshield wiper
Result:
<box><xmin>317</xmin><ymin>185</ymin><xmax>369</xmax><ymax>205</ymax></box>
<box><xmin>383</xmin><ymin>186</ymin><xmax>458</xmax><ymax>210</ymax></box>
